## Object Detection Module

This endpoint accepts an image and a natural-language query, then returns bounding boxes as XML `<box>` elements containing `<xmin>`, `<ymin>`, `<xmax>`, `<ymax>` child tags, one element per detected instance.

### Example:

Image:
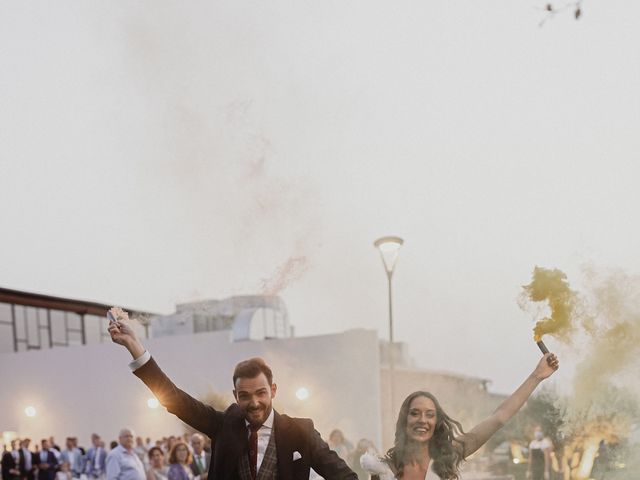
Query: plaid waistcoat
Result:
<box><xmin>238</xmin><ymin>429</ymin><xmax>278</xmax><ymax>480</ymax></box>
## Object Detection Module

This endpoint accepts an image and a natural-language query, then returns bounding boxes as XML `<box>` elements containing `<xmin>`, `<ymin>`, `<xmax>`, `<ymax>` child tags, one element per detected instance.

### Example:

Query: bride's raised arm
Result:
<box><xmin>454</xmin><ymin>353</ymin><xmax>559</xmax><ymax>458</ymax></box>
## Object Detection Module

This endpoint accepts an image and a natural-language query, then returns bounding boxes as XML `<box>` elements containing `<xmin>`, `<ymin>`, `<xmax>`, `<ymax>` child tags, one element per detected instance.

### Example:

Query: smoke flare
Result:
<box><xmin>520</xmin><ymin>267</ymin><xmax>640</xmax><ymax>478</ymax></box>
<box><xmin>521</xmin><ymin>266</ymin><xmax>576</xmax><ymax>342</ymax></box>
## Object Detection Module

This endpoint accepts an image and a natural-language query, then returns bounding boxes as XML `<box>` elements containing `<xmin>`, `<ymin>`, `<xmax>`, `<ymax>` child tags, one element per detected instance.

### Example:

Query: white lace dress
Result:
<box><xmin>360</xmin><ymin>453</ymin><xmax>441</xmax><ymax>480</ymax></box>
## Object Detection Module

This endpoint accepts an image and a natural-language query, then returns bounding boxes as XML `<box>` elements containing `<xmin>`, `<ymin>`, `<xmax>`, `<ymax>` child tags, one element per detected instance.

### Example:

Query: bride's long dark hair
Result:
<box><xmin>384</xmin><ymin>391</ymin><xmax>466</xmax><ymax>479</ymax></box>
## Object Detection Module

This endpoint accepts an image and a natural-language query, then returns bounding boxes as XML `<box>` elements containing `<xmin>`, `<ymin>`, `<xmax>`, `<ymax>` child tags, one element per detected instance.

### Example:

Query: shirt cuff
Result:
<box><xmin>128</xmin><ymin>350</ymin><xmax>151</xmax><ymax>371</ymax></box>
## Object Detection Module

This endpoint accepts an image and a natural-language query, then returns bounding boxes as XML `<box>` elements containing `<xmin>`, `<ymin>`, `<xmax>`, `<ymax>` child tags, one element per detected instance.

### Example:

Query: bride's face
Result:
<box><xmin>405</xmin><ymin>396</ymin><xmax>437</xmax><ymax>443</ymax></box>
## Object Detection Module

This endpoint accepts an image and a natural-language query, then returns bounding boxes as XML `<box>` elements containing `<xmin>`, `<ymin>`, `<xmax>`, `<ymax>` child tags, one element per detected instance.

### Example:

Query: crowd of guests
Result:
<box><xmin>1</xmin><ymin>429</ymin><xmax>375</xmax><ymax>480</ymax></box>
<box><xmin>1</xmin><ymin>432</ymin><xmax>213</xmax><ymax>480</ymax></box>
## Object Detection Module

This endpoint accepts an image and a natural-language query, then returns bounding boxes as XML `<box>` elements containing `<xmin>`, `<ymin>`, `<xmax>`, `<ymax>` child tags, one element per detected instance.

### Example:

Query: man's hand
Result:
<box><xmin>107</xmin><ymin>307</ymin><xmax>145</xmax><ymax>359</ymax></box>
<box><xmin>107</xmin><ymin>307</ymin><xmax>137</xmax><ymax>345</ymax></box>
<box><xmin>532</xmin><ymin>353</ymin><xmax>559</xmax><ymax>381</ymax></box>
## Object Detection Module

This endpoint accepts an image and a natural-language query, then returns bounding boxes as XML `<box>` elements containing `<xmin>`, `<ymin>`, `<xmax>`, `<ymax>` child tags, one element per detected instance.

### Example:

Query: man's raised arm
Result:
<box><xmin>107</xmin><ymin>307</ymin><xmax>223</xmax><ymax>436</ymax></box>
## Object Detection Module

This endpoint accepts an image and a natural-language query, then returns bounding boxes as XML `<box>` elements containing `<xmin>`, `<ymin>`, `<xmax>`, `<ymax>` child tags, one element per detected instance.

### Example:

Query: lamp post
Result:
<box><xmin>374</xmin><ymin>235</ymin><xmax>403</xmax><ymax>438</ymax></box>
<box><xmin>373</xmin><ymin>236</ymin><xmax>404</xmax><ymax>344</ymax></box>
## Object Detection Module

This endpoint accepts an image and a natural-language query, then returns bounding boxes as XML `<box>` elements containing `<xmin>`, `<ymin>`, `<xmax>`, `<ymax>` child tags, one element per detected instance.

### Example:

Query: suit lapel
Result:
<box><xmin>219</xmin><ymin>406</ymin><xmax>249</xmax><ymax>478</ymax></box>
<box><xmin>274</xmin><ymin>412</ymin><xmax>293</xmax><ymax>480</ymax></box>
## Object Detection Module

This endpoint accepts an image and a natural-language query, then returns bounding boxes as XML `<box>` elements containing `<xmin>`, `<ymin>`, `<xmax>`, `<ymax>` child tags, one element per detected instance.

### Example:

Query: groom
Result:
<box><xmin>108</xmin><ymin>307</ymin><xmax>357</xmax><ymax>480</ymax></box>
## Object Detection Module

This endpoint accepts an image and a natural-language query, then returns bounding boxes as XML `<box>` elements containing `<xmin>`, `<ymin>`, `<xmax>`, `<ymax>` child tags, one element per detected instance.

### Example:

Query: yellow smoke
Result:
<box><xmin>572</xmin><ymin>268</ymin><xmax>640</xmax><ymax>404</ymax></box>
<box><xmin>523</xmin><ymin>267</ymin><xmax>640</xmax><ymax>479</ymax></box>
<box><xmin>522</xmin><ymin>266</ymin><xmax>576</xmax><ymax>342</ymax></box>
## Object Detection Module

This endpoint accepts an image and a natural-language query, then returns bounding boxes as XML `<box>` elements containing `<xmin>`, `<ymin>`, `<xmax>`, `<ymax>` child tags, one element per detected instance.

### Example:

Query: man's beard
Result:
<box><xmin>245</xmin><ymin>404</ymin><xmax>271</xmax><ymax>423</ymax></box>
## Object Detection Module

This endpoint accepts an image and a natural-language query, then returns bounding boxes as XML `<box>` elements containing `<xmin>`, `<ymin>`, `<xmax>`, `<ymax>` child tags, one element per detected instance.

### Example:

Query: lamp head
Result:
<box><xmin>374</xmin><ymin>236</ymin><xmax>404</xmax><ymax>274</ymax></box>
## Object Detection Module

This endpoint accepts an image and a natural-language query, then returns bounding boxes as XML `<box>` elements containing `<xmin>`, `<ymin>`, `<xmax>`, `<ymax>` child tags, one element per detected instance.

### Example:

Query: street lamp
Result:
<box><xmin>374</xmin><ymin>235</ymin><xmax>404</xmax><ymax>436</ymax></box>
<box><xmin>373</xmin><ymin>236</ymin><xmax>404</xmax><ymax>344</ymax></box>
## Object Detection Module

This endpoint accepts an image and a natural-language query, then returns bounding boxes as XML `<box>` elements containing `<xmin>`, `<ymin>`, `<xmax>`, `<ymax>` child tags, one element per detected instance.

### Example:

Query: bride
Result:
<box><xmin>362</xmin><ymin>353</ymin><xmax>559</xmax><ymax>479</ymax></box>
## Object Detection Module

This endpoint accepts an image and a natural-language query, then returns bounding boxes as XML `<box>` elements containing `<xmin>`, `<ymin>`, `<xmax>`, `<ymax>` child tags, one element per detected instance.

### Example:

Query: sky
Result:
<box><xmin>1</xmin><ymin>0</ymin><xmax>639</xmax><ymax>393</ymax></box>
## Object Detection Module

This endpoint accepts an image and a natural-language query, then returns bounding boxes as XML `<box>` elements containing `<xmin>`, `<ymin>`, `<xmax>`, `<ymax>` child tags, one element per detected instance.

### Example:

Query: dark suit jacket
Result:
<box><xmin>134</xmin><ymin>357</ymin><xmax>357</xmax><ymax>480</ymax></box>
<box><xmin>1</xmin><ymin>452</ymin><xmax>19</xmax><ymax>480</ymax></box>
<box><xmin>189</xmin><ymin>452</ymin><xmax>211</xmax><ymax>477</ymax></box>
<box><xmin>34</xmin><ymin>451</ymin><xmax>57</xmax><ymax>480</ymax></box>
<box><xmin>18</xmin><ymin>449</ymin><xmax>35</xmax><ymax>480</ymax></box>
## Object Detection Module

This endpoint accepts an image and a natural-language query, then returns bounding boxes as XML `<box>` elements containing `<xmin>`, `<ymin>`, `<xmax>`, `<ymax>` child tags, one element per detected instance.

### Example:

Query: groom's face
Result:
<box><xmin>234</xmin><ymin>372</ymin><xmax>277</xmax><ymax>426</ymax></box>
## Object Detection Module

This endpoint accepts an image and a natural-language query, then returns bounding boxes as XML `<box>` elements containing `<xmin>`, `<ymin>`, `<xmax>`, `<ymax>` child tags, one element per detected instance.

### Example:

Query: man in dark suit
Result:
<box><xmin>189</xmin><ymin>434</ymin><xmax>210</xmax><ymax>480</ymax></box>
<box><xmin>34</xmin><ymin>440</ymin><xmax>57</xmax><ymax>480</ymax></box>
<box><xmin>18</xmin><ymin>439</ymin><xmax>35</xmax><ymax>480</ymax></box>
<box><xmin>1</xmin><ymin>440</ymin><xmax>20</xmax><ymax>480</ymax></box>
<box><xmin>108</xmin><ymin>307</ymin><xmax>356</xmax><ymax>480</ymax></box>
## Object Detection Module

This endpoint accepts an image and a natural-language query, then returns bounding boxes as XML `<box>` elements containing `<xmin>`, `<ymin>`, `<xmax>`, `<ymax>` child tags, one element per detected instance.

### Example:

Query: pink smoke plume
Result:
<box><xmin>261</xmin><ymin>256</ymin><xmax>310</xmax><ymax>296</ymax></box>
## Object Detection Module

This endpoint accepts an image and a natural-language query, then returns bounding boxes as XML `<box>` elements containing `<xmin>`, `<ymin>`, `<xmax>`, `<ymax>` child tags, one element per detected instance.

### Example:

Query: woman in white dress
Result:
<box><xmin>362</xmin><ymin>353</ymin><xmax>559</xmax><ymax>480</ymax></box>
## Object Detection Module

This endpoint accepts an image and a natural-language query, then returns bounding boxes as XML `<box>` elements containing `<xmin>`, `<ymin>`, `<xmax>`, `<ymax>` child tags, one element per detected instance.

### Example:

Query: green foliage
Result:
<box><xmin>486</xmin><ymin>385</ymin><xmax>565</xmax><ymax>452</ymax></box>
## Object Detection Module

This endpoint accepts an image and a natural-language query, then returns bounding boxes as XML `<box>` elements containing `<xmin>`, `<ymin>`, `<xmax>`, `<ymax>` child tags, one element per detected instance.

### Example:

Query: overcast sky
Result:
<box><xmin>1</xmin><ymin>1</ymin><xmax>639</xmax><ymax>393</ymax></box>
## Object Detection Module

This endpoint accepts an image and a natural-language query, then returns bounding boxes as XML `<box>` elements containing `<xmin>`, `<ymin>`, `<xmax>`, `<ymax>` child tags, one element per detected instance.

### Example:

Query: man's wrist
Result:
<box><xmin>124</xmin><ymin>338</ymin><xmax>145</xmax><ymax>360</ymax></box>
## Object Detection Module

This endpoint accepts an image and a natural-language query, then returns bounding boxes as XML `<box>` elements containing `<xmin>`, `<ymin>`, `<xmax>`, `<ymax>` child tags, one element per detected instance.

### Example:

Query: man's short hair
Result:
<box><xmin>233</xmin><ymin>357</ymin><xmax>273</xmax><ymax>386</ymax></box>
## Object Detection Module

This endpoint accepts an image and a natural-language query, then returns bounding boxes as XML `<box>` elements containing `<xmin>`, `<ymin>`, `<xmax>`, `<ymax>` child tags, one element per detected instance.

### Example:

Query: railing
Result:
<box><xmin>0</xmin><ymin>287</ymin><xmax>154</xmax><ymax>353</ymax></box>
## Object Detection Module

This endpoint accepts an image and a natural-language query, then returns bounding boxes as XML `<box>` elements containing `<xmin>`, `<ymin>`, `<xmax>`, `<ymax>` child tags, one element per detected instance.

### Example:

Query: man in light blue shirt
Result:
<box><xmin>85</xmin><ymin>434</ymin><xmax>106</xmax><ymax>480</ymax></box>
<box><xmin>60</xmin><ymin>438</ymin><xmax>84</xmax><ymax>478</ymax></box>
<box><xmin>105</xmin><ymin>430</ymin><xmax>145</xmax><ymax>480</ymax></box>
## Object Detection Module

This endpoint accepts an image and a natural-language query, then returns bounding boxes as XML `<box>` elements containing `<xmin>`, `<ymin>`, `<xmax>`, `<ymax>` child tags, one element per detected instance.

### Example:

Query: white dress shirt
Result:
<box><xmin>22</xmin><ymin>448</ymin><xmax>32</xmax><ymax>470</ymax></box>
<box><xmin>128</xmin><ymin>351</ymin><xmax>151</xmax><ymax>371</ymax></box>
<box><xmin>245</xmin><ymin>409</ymin><xmax>274</xmax><ymax>472</ymax></box>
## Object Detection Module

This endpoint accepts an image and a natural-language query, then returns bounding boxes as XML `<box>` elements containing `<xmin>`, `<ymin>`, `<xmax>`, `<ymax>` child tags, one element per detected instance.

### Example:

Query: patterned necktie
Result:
<box><xmin>248</xmin><ymin>424</ymin><xmax>261</xmax><ymax>480</ymax></box>
<box><xmin>195</xmin><ymin>455</ymin><xmax>203</xmax><ymax>474</ymax></box>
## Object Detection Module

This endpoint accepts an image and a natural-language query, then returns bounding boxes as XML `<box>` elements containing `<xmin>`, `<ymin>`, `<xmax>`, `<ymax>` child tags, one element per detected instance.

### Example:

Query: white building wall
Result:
<box><xmin>0</xmin><ymin>328</ymin><xmax>381</xmax><ymax>449</ymax></box>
